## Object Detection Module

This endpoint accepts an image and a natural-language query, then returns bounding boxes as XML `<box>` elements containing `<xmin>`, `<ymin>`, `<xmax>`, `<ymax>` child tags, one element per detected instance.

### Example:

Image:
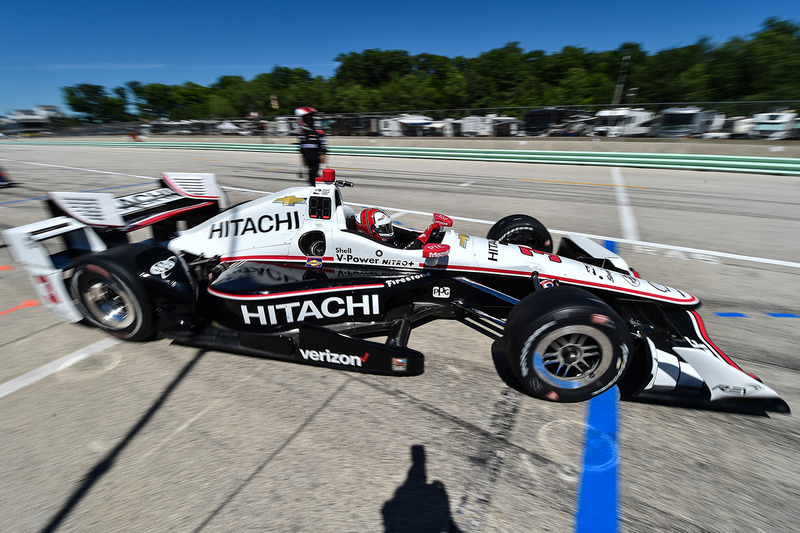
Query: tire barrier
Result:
<box><xmin>6</xmin><ymin>140</ymin><xmax>800</xmax><ymax>175</ymax></box>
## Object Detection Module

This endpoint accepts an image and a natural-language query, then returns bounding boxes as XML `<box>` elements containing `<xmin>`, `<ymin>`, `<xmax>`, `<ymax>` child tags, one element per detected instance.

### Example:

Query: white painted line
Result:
<box><xmin>138</xmin><ymin>399</ymin><xmax>221</xmax><ymax>461</ymax></box>
<box><xmin>0</xmin><ymin>337</ymin><xmax>120</xmax><ymax>400</ymax></box>
<box><xmin>610</xmin><ymin>167</ymin><xmax>640</xmax><ymax>241</ymax></box>
<box><xmin>0</xmin><ymin>158</ymin><xmax>155</xmax><ymax>181</ymax></box>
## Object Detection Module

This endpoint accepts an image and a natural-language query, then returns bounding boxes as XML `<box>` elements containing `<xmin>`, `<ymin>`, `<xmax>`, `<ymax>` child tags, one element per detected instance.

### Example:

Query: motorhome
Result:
<box><xmin>379</xmin><ymin>114</ymin><xmax>433</xmax><ymax>136</ymax></box>
<box><xmin>701</xmin><ymin>116</ymin><xmax>755</xmax><ymax>139</ymax></box>
<box><xmin>589</xmin><ymin>107</ymin><xmax>654</xmax><ymax>137</ymax></box>
<box><xmin>651</xmin><ymin>108</ymin><xmax>726</xmax><ymax>138</ymax></box>
<box><xmin>524</xmin><ymin>108</ymin><xmax>592</xmax><ymax>136</ymax></box>
<box><xmin>748</xmin><ymin>111</ymin><xmax>799</xmax><ymax>140</ymax></box>
<box><xmin>460</xmin><ymin>114</ymin><xmax>520</xmax><ymax>136</ymax></box>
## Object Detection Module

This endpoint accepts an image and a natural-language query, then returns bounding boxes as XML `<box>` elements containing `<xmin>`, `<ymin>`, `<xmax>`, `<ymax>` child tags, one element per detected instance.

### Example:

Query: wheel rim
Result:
<box><xmin>531</xmin><ymin>325</ymin><xmax>613</xmax><ymax>390</ymax></box>
<box><xmin>82</xmin><ymin>277</ymin><xmax>136</xmax><ymax>330</ymax></box>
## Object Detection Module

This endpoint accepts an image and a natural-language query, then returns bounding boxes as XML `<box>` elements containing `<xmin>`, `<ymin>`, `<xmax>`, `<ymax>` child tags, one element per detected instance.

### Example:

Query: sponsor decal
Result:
<box><xmin>539</xmin><ymin>278</ymin><xmax>556</xmax><ymax>289</ymax></box>
<box><xmin>116</xmin><ymin>188</ymin><xmax>180</xmax><ymax>213</ymax></box>
<box><xmin>432</xmin><ymin>286</ymin><xmax>451</xmax><ymax>298</ymax></box>
<box><xmin>36</xmin><ymin>276</ymin><xmax>60</xmax><ymax>304</ymax></box>
<box><xmin>545</xmin><ymin>391</ymin><xmax>560</xmax><ymax>401</ymax></box>
<box><xmin>385</xmin><ymin>273</ymin><xmax>430</xmax><ymax>287</ymax></box>
<box><xmin>520</xmin><ymin>246</ymin><xmax>562</xmax><ymax>263</ymax></box>
<box><xmin>305</xmin><ymin>257</ymin><xmax>323</xmax><ymax>269</ymax></box>
<box><xmin>647</xmin><ymin>281</ymin><xmax>670</xmax><ymax>293</ymax></box>
<box><xmin>715</xmin><ymin>384</ymin><xmax>748</xmax><ymax>396</ymax></box>
<box><xmin>335</xmin><ymin>249</ymin><xmax>415</xmax><ymax>267</ymax></box>
<box><xmin>209</xmin><ymin>211</ymin><xmax>300</xmax><ymax>238</ymax></box>
<box><xmin>300</xmin><ymin>348</ymin><xmax>370</xmax><ymax>367</ymax></box>
<box><xmin>488</xmin><ymin>239</ymin><xmax>499</xmax><ymax>261</ymax></box>
<box><xmin>621</xmin><ymin>274</ymin><xmax>640</xmax><ymax>287</ymax></box>
<box><xmin>590</xmin><ymin>314</ymin><xmax>611</xmax><ymax>325</ymax></box>
<box><xmin>274</xmin><ymin>195</ymin><xmax>306</xmax><ymax>206</ymax></box>
<box><xmin>392</xmin><ymin>358</ymin><xmax>408</xmax><ymax>372</ymax></box>
<box><xmin>150</xmin><ymin>257</ymin><xmax>177</xmax><ymax>279</ymax></box>
<box><xmin>458</xmin><ymin>234</ymin><xmax>470</xmax><ymax>248</ymax></box>
<box><xmin>241</xmin><ymin>294</ymin><xmax>380</xmax><ymax>326</ymax></box>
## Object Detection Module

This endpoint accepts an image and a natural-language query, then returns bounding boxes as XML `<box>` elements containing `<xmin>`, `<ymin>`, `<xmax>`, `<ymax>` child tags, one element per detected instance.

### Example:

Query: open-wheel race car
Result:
<box><xmin>2</xmin><ymin>169</ymin><xmax>790</xmax><ymax>413</ymax></box>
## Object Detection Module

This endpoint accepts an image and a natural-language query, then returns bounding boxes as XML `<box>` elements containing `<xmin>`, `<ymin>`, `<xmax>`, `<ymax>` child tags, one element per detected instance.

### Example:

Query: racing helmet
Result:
<box><xmin>295</xmin><ymin>106</ymin><xmax>317</xmax><ymax>130</ymax></box>
<box><xmin>356</xmin><ymin>208</ymin><xmax>394</xmax><ymax>241</ymax></box>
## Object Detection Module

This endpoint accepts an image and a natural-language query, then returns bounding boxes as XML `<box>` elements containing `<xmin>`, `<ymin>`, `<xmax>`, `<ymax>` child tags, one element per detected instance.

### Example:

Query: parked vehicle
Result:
<box><xmin>651</xmin><ymin>108</ymin><xmax>726</xmax><ymax>138</ymax></box>
<box><xmin>588</xmin><ymin>108</ymin><xmax>655</xmax><ymax>137</ymax></box>
<box><xmin>748</xmin><ymin>110</ymin><xmax>799</xmax><ymax>140</ymax></box>
<box><xmin>524</xmin><ymin>108</ymin><xmax>592</xmax><ymax>136</ymax></box>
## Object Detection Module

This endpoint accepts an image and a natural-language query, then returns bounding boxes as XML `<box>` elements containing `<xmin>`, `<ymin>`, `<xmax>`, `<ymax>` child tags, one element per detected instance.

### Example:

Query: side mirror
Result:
<box><xmin>433</xmin><ymin>213</ymin><xmax>453</xmax><ymax>227</ymax></box>
<box><xmin>423</xmin><ymin>243</ymin><xmax>450</xmax><ymax>258</ymax></box>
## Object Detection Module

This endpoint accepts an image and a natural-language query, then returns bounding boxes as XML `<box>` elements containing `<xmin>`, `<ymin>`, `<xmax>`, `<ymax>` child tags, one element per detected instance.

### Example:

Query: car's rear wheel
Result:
<box><xmin>503</xmin><ymin>286</ymin><xmax>631</xmax><ymax>402</ymax></box>
<box><xmin>487</xmin><ymin>214</ymin><xmax>552</xmax><ymax>253</ymax></box>
<box><xmin>70</xmin><ymin>255</ymin><xmax>155</xmax><ymax>341</ymax></box>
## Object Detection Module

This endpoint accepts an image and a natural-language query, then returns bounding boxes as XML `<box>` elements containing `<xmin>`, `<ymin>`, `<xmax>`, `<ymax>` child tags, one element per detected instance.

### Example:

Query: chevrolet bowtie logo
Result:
<box><xmin>274</xmin><ymin>195</ymin><xmax>306</xmax><ymax>206</ymax></box>
<box><xmin>458</xmin><ymin>234</ymin><xmax>470</xmax><ymax>248</ymax></box>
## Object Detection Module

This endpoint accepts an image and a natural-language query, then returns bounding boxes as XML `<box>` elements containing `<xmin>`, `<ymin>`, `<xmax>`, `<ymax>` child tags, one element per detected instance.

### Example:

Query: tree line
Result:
<box><xmin>61</xmin><ymin>17</ymin><xmax>800</xmax><ymax>124</ymax></box>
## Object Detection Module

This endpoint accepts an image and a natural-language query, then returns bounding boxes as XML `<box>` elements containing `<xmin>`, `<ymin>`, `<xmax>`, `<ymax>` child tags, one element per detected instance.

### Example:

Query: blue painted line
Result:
<box><xmin>603</xmin><ymin>240</ymin><xmax>618</xmax><ymax>254</ymax></box>
<box><xmin>575</xmin><ymin>388</ymin><xmax>619</xmax><ymax>533</ymax></box>
<box><xmin>715</xmin><ymin>312</ymin><xmax>748</xmax><ymax>317</ymax></box>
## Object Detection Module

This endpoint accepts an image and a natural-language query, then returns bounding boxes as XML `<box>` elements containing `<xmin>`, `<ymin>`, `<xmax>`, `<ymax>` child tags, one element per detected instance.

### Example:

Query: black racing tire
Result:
<box><xmin>503</xmin><ymin>286</ymin><xmax>631</xmax><ymax>402</ymax></box>
<box><xmin>487</xmin><ymin>214</ymin><xmax>553</xmax><ymax>253</ymax></box>
<box><xmin>70</xmin><ymin>255</ymin><xmax>155</xmax><ymax>341</ymax></box>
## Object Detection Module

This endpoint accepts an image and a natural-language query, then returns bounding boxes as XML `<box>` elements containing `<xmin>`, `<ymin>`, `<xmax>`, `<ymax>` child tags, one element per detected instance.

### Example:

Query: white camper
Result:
<box><xmin>589</xmin><ymin>107</ymin><xmax>654</xmax><ymax>137</ymax></box>
<box><xmin>652</xmin><ymin>108</ymin><xmax>726</xmax><ymax>138</ymax></box>
<box><xmin>748</xmin><ymin>111</ymin><xmax>799</xmax><ymax>140</ymax></box>
<box><xmin>379</xmin><ymin>114</ymin><xmax>433</xmax><ymax>136</ymax></box>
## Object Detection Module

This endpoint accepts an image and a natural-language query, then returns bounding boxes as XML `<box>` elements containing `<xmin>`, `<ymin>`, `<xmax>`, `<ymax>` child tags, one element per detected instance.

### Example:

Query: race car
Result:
<box><xmin>2</xmin><ymin>169</ymin><xmax>790</xmax><ymax>413</ymax></box>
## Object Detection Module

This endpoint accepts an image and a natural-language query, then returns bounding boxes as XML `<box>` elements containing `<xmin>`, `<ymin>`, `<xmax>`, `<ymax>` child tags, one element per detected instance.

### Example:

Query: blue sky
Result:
<box><xmin>2</xmin><ymin>1</ymin><xmax>797</xmax><ymax>115</ymax></box>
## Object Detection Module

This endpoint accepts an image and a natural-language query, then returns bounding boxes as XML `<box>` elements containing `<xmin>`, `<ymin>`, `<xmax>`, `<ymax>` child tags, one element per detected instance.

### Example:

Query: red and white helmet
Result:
<box><xmin>356</xmin><ymin>208</ymin><xmax>394</xmax><ymax>241</ymax></box>
<box><xmin>295</xmin><ymin>106</ymin><xmax>317</xmax><ymax>130</ymax></box>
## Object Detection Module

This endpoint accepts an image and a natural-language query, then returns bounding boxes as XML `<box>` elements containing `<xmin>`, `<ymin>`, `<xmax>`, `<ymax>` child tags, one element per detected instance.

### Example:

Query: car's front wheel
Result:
<box><xmin>487</xmin><ymin>214</ymin><xmax>552</xmax><ymax>253</ymax></box>
<box><xmin>503</xmin><ymin>286</ymin><xmax>631</xmax><ymax>402</ymax></box>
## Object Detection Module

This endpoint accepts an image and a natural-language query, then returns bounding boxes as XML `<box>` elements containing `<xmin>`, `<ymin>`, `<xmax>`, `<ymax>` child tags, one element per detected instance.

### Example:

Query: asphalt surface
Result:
<box><xmin>1</xmin><ymin>144</ymin><xmax>798</xmax><ymax>533</ymax></box>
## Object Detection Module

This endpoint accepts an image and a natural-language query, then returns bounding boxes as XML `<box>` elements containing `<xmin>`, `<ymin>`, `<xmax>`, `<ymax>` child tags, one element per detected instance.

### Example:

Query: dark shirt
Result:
<box><xmin>298</xmin><ymin>129</ymin><xmax>327</xmax><ymax>161</ymax></box>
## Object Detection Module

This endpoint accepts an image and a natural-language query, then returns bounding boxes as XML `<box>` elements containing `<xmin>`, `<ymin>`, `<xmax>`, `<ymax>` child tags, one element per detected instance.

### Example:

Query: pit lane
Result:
<box><xmin>1</xmin><ymin>144</ymin><xmax>798</xmax><ymax>532</ymax></box>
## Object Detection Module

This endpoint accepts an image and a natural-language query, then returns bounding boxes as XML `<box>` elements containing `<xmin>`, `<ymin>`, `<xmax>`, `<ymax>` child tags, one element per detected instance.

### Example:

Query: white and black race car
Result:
<box><xmin>2</xmin><ymin>169</ymin><xmax>789</xmax><ymax>412</ymax></box>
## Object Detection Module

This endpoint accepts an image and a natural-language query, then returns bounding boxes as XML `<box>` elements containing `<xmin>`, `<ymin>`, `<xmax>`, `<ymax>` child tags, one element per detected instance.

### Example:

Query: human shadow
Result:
<box><xmin>382</xmin><ymin>445</ymin><xmax>462</xmax><ymax>533</ymax></box>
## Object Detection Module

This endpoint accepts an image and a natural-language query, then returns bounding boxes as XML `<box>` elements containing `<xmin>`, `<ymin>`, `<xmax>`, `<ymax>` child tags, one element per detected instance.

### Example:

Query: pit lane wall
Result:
<box><xmin>5</xmin><ymin>136</ymin><xmax>800</xmax><ymax>175</ymax></box>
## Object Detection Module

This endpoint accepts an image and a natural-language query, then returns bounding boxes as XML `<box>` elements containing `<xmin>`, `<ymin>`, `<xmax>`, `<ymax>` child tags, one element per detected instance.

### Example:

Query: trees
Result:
<box><xmin>61</xmin><ymin>84</ymin><xmax>130</xmax><ymax>123</ymax></box>
<box><xmin>60</xmin><ymin>18</ymin><xmax>800</xmax><ymax>122</ymax></box>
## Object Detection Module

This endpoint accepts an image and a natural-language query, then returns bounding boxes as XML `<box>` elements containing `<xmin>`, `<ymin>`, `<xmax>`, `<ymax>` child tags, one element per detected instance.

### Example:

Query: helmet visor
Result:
<box><xmin>374</xmin><ymin>221</ymin><xmax>394</xmax><ymax>240</ymax></box>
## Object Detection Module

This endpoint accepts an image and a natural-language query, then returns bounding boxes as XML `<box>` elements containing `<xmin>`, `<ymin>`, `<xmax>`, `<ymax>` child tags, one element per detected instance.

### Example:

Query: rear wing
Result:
<box><xmin>2</xmin><ymin>217</ymin><xmax>107</xmax><ymax>322</ymax></box>
<box><xmin>46</xmin><ymin>173</ymin><xmax>227</xmax><ymax>234</ymax></box>
<box><xmin>1</xmin><ymin>172</ymin><xmax>227</xmax><ymax>323</ymax></box>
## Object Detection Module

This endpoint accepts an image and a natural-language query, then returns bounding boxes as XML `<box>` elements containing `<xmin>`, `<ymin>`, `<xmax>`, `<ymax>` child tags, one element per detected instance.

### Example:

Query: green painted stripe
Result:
<box><xmin>5</xmin><ymin>140</ymin><xmax>800</xmax><ymax>175</ymax></box>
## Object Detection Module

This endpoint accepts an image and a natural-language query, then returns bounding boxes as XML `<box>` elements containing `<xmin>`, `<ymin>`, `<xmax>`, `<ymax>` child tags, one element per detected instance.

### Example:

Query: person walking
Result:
<box><xmin>295</xmin><ymin>107</ymin><xmax>327</xmax><ymax>186</ymax></box>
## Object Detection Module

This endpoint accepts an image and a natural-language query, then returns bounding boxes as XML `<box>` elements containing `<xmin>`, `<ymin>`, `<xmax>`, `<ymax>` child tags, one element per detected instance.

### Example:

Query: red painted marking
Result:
<box><xmin>0</xmin><ymin>265</ymin><xmax>13</xmax><ymax>271</ymax></box>
<box><xmin>0</xmin><ymin>300</ymin><xmax>40</xmax><ymax>316</ymax></box>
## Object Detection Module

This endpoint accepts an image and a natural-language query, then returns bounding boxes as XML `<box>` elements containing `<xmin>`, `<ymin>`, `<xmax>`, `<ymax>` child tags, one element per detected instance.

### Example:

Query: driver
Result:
<box><xmin>354</xmin><ymin>208</ymin><xmax>447</xmax><ymax>250</ymax></box>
